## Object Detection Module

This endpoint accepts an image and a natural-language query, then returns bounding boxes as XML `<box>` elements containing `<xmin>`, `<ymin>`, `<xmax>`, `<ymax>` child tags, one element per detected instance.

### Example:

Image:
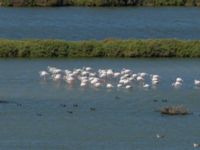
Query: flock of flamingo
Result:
<box><xmin>39</xmin><ymin>66</ymin><xmax>200</xmax><ymax>89</ymax></box>
<box><xmin>38</xmin><ymin>66</ymin><xmax>200</xmax><ymax>147</ymax></box>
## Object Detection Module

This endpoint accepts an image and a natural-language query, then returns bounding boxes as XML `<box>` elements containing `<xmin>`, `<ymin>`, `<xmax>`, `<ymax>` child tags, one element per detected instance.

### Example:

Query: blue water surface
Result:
<box><xmin>0</xmin><ymin>7</ymin><xmax>200</xmax><ymax>40</ymax></box>
<box><xmin>0</xmin><ymin>58</ymin><xmax>199</xmax><ymax>150</ymax></box>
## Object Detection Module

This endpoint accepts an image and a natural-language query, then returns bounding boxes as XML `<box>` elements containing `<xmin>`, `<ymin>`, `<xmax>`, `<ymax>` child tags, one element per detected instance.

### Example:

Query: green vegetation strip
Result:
<box><xmin>1</xmin><ymin>0</ymin><xmax>200</xmax><ymax>7</ymax></box>
<box><xmin>0</xmin><ymin>39</ymin><xmax>200</xmax><ymax>57</ymax></box>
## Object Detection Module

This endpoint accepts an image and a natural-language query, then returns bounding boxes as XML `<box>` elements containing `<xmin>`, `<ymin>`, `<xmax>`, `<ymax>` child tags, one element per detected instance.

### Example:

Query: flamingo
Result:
<box><xmin>91</xmin><ymin>78</ymin><xmax>99</xmax><ymax>84</ymax></box>
<box><xmin>194</xmin><ymin>80</ymin><xmax>200</xmax><ymax>86</ymax></box>
<box><xmin>172</xmin><ymin>81</ymin><xmax>182</xmax><ymax>88</ymax></box>
<box><xmin>171</xmin><ymin>77</ymin><xmax>183</xmax><ymax>88</ymax></box>
<box><xmin>152</xmin><ymin>79</ymin><xmax>159</xmax><ymax>85</ymax></box>
<box><xmin>66</xmin><ymin>76</ymin><xmax>74</xmax><ymax>84</ymax></box>
<box><xmin>143</xmin><ymin>84</ymin><xmax>150</xmax><ymax>89</ymax></box>
<box><xmin>152</xmin><ymin>74</ymin><xmax>160</xmax><ymax>79</ymax></box>
<box><xmin>152</xmin><ymin>76</ymin><xmax>160</xmax><ymax>85</ymax></box>
<box><xmin>94</xmin><ymin>82</ymin><xmax>101</xmax><ymax>88</ymax></box>
<box><xmin>193</xmin><ymin>143</ymin><xmax>200</xmax><ymax>148</ymax></box>
<box><xmin>139</xmin><ymin>72</ymin><xmax>148</xmax><ymax>78</ymax></box>
<box><xmin>125</xmin><ymin>85</ymin><xmax>132</xmax><ymax>89</ymax></box>
<box><xmin>117</xmin><ymin>84</ymin><xmax>123</xmax><ymax>88</ymax></box>
<box><xmin>40</xmin><ymin>66</ymin><xmax>200</xmax><ymax>91</ymax></box>
<box><xmin>132</xmin><ymin>74</ymin><xmax>137</xmax><ymax>79</ymax></box>
<box><xmin>107</xmin><ymin>69</ymin><xmax>114</xmax><ymax>77</ymax></box>
<box><xmin>52</xmin><ymin>74</ymin><xmax>62</xmax><ymax>81</ymax></box>
<box><xmin>80</xmin><ymin>82</ymin><xmax>87</xmax><ymax>87</ymax></box>
<box><xmin>81</xmin><ymin>71</ymin><xmax>88</xmax><ymax>76</ymax></box>
<box><xmin>176</xmin><ymin>77</ymin><xmax>183</xmax><ymax>83</ymax></box>
<box><xmin>39</xmin><ymin>71</ymin><xmax>49</xmax><ymax>80</ymax></box>
<box><xmin>113</xmin><ymin>72</ymin><xmax>121</xmax><ymax>78</ymax></box>
<box><xmin>137</xmin><ymin>76</ymin><xmax>144</xmax><ymax>82</ymax></box>
<box><xmin>106</xmin><ymin>83</ymin><xmax>113</xmax><ymax>89</ymax></box>
<box><xmin>85</xmin><ymin>67</ymin><xmax>92</xmax><ymax>71</ymax></box>
<box><xmin>156</xmin><ymin>134</ymin><xmax>165</xmax><ymax>139</ymax></box>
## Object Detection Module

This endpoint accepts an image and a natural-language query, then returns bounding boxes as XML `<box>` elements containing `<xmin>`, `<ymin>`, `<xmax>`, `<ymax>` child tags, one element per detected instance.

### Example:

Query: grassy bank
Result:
<box><xmin>0</xmin><ymin>39</ymin><xmax>200</xmax><ymax>58</ymax></box>
<box><xmin>1</xmin><ymin>0</ymin><xmax>200</xmax><ymax>7</ymax></box>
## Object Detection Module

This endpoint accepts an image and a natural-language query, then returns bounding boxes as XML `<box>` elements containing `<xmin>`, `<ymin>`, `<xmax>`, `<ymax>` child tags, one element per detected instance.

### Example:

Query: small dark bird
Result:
<box><xmin>115</xmin><ymin>96</ymin><xmax>120</xmax><ymax>100</ymax></box>
<box><xmin>161</xmin><ymin>99</ymin><xmax>168</xmax><ymax>103</ymax></box>
<box><xmin>153</xmin><ymin>99</ymin><xmax>158</xmax><ymax>102</ymax></box>
<box><xmin>73</xmin><ymin>104</ymin><xmax>78</xmax><ymax>107</ymax></box>
<box><xmin>16</xmin><ymin>103</ymin><xmax>22</xmax><ymax>107</ymax></box>
<box><xmin>90</xmin><ymin>107</ymin><xmax>96</xmax><ymax>111</ymax></box>
<box><xmin>60</xmin><ymin>104</ymin><xmax>67</xmax><ymax>108</ymax></box>
<box><xmin>67</xmin><ymin>111</ymin><xmax>73</xmax><ymax>114</ymax></box>
<box><xmin>36</xmin><ymin>113</ymin><xmax>42</xmax><ymax>117</ymax></box>
<box><xmin>0</xmin><ymin>100</ymin><xmax>9</xmax><ymax>104</ymax></box>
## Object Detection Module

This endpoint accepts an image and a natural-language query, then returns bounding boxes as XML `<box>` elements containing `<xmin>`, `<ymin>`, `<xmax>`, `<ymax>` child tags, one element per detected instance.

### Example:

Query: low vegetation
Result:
<box><xmin>1</xmin><ymin>0</ymin><xmax>200</xmax><ymax>6</ymax></box>
<box><xmin>0</xmin><ymin>39</ymin><xmax>200</xmax><ymax>58</ymax></box>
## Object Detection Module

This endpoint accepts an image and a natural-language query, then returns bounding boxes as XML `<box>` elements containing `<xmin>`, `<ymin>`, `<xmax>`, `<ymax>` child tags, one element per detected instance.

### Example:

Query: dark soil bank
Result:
<box><xmin>0</xmin><ymin>0</ymin><xmax>200</xmax><ymax>7</ymax></box>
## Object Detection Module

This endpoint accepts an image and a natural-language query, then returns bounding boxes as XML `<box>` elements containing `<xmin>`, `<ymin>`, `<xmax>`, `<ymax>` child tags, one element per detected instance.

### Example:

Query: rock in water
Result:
<box><xmin>160</xmin><ymin>105</ymin><xmax>189</xmax><ymax>115</ymax></box>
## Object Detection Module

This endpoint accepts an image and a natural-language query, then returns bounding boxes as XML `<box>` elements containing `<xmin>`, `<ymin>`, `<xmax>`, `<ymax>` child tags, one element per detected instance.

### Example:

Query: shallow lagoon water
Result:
<box><xmin>0</xmin><ymin>7</ymin><xmax>200</xmax><ymax>40</ymax></box>
<box><xmin>0</xmin><ymin>58</ymin><xmax>199</xmax><ymax>149</ymax></box>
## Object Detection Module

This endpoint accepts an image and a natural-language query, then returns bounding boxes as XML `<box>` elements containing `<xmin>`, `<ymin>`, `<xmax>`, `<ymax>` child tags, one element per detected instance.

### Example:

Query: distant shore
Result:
<box><xmin>0</xmin><ymin>0</ymin><xmax>200</xmax><ymax>7</ymax></box>
<box><xmin>0</xmin><ymin>39</ymin><xmax>200</xmax><ymax>58</ymax></box>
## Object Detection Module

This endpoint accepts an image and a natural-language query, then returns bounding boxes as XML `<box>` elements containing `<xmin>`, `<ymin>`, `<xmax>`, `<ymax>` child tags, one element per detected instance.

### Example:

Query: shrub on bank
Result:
<box><xmin>0</xmin><ymin>39</ymin><xmax>200</xmax><ymax>58</ymax></box>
